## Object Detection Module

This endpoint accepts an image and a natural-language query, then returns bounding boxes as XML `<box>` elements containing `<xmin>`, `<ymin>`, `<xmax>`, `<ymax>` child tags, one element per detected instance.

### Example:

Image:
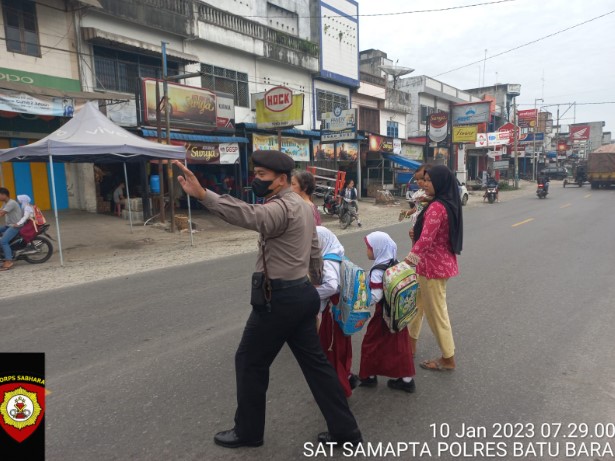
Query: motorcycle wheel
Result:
<box><xmin>23</xmin><ymin>236</ymin><xmax>54</xmax><ymax>264</ymax></box>
<box><xmin>323</xmin><ymin>204</ymin><xmax>335</xmax><ymax>215</ymax></box>
<box><xmin>488</xmin><ymin>195</ymin><xmax>495</xmax><ymax>204</ymax></box>
<box><xmin>340</xmin><ymin>212</ymin><xmax>351</xmax><ymax>229</ymax></box>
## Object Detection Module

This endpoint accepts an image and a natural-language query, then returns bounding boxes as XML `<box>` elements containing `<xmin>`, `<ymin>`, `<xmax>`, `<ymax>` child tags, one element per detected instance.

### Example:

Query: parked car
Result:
<box><xmin>540</xmin><ymin>166</ymin><xmax>568</xmax><ymax>180</ymax></box>
<box><xmin>406</xmin><ymin>178</ymin><xmax>469</xmax><ymax>206</ymax></box>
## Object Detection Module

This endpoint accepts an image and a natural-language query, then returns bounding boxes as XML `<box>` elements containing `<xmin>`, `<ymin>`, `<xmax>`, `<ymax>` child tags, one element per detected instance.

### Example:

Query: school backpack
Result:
<box><xmin>328</xmin><ymin>256</ymin><xmax>370</xmax><ymax>336</ymax></box>
<box><xmin>381</xmin><ymin>261</ymin><xmax>419</xmax><ymax>332</ymax></box>
<box><xmin>32</xmin><ymin>204</ymin><xmax>46</xmax><ymax>227</ymax></box>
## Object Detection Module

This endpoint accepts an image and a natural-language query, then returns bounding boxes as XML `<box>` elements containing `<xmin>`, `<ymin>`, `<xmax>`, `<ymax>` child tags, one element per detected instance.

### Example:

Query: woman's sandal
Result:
<box><xmin>420</xmin><ymin>358</ymin><xmax>455</xmax><ymax>371</ymax></box>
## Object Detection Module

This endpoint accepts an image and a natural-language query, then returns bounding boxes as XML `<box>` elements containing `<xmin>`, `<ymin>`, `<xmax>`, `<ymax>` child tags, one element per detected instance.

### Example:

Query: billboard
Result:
<box><xmin>186</xmin><ymin>142</ymin><xmax>240</xmax><ymax>164</ymax></box>
<box><xmin>0</xmin><ymin>89</ymin><xmax>74</xmax><ymax>117</ymax></box>
<box><xmin>255</xmin><ymin>86</ymin><xmax>304</xmax><ymax>129</ymax></box>
<box><xmin>252</xmin><ymin>134</ymin><xmax>309</xmax><ymax>162</ymax></box>
<box><xmin>313</xmin><ymin>140</ymin><xmax>335</xmax><ymax>162</ymax></box>
<box><xmin>570</xmin><ymin>125</ymin><xmax>590</xmax><ymax>141</ymax></box>
<box><xmin>321</xmin><ymin>107</ymin><xmax>357</xmax><ymax>141</ymax></box>
<box><xmin>517</xmin><ymin>109</ymin><xmax>538</xmax><ymax>128</ymax></box>
<box><xmin>215</xmin><ymin>91</ymin><xmax>235</xmax><ymax>132</ymax></box>
<box><xmin>451</xmin><ymin>102</ymin><xmax>491</xmax><ymax>125</ymax></box>
<box><xmin>452</xmin><ymin>125</ymin><xmax>478</xmax><ymax>143</ymax></box>
<box><xmin>368</xmin><ymin>134</ymin><xmax>394</xmax><ymax>153</ymax></box>
<box><xmin>142</xmin><ymin>78</ymin><xmax>217</xmax><ymax>130</ymax></box>
<box><xmin>336</xmin><ymin>142</ymin><xmax>359</xmax><ymax>162</ymax></box>
<box><xmin>428</xmin><ymin>112</ymin><xmax>448</xmax><ymax>143</ymax></box>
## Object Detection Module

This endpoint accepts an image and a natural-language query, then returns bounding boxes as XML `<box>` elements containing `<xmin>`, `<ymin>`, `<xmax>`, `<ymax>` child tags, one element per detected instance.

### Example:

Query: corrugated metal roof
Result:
<box><xmin>141</xmin><ymin>129</ymin><xmax>248</xmax><ymax>143</ymax></box>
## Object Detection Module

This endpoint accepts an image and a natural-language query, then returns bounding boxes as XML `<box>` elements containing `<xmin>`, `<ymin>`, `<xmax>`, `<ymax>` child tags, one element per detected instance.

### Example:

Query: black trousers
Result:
<box><xmin>233</xmin><ymin>281</ymin><xmax>360</xmax><ymax>442</ymax></box>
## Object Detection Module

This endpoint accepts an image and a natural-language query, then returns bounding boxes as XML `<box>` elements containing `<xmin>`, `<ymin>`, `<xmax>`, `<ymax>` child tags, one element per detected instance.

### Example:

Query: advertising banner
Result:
<box><xmin>517</xmin><ymin>109</ymin><xmax>538</xmax><ymax>128</ymax></box>
<box><xmin>368</xmin><ymin>134</ymin><xmax>394</xmax><ymax>153</ymax></box>
<box><xmin>497</xmin><ymin>122</ymin><xmax>518</xmax><ymax>143</ymax></box>
<box><xmin>487</xmin><ymin>132</ymin><xmax>509</xmax><ymax>146</ymax></box>
<box><xmin>321</xmin><ymin>107</ymin><xmax>356</xmax><ymax>141</ymax></box>
<box><xmin>452</xmin><ymin>125</ymin><xmax>478</xmax><ymax>143</ymax></box>
<box><xmin>336</xmin><ymin>142</ymin><xmax>358</xmax><ymax>162</ymax></box>
<box><xmin>186</xmin><ymin>142</ymin><xmax>239</xmax><ymax>164</ymax></box>
<box><xmin>400</xmin><ymin>144</ymin><xmax>423</xmax><ymax>160</ymax></box>
<box><xmin>493</xmin><ymin>160</ymin><xmax>509</xmax><ymax>170</ymax></box>
<box><xmin>428</xmin><ymin>112</ymin><xmax>448</xmax><ymax>143</ymax></box>
<box><xmin>0</xmin><ymin>89</ymin><xmax>74</xmax><ymax>116</ymax></box>
<box><xmin>255</xmin><ymin>86</ymin><xmax>304</xmax><ymax>129</ymax></box>
<box><xmin>569</xmin><ymin>125</ymin><xmax>590</xmax><ymax>141</ymax></box>
<box><xmin>142</xmin><ymin>78</ymin><xmax>217</xmax><ymax>130</ymax></box>
<box><xmin>313</xmin><ymin>140</ymin><xmax>335</xmax><ymax>161</ymax></box>
<box><xmin>252</xmin><ymin>134</ymin><xmax>309</xmax><ymax>162</ymax></box>
<box><xmin>518</xmin><ymin>132</ymin><xmax>545</xmax><ymax>144</ymax></box>
<box><xmin>215</xmin><ymin>91</ymin><xmax>236</xmax><ymax>132</ymax></box>
<box><xmin>451</xmin><ymin>102</ymin><xmax>491</xmax><ymax>125</ymax></box>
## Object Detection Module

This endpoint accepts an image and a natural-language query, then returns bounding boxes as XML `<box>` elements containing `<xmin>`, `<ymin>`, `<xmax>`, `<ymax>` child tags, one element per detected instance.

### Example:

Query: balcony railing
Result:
<box><xmin>360</xmin><ymin>72</ymin><xmax>386</xmax><ymax>87</ymax></box>
<box><xmin>197</xmin><ymin>4</ymin><xmax>319</xmax><ymax>59</ymax></box>
<box><xmin>99</xmin><ymin>0</ymin><xmax>192</xmax><ymax>37</ymax></box>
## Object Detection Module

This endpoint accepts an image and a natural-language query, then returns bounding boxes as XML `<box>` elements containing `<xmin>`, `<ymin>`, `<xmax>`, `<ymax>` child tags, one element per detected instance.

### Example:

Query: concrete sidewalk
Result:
<box><xmin>0</xmin><ymin>180</ymin><xmax>537</xmax><ymax>297</ymax></box>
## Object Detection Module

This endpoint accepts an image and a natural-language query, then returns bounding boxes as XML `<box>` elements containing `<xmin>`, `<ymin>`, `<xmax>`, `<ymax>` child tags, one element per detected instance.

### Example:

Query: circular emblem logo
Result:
<box><xmin>333</xmin><ymin>106</ymin><xmax>342</xmax><ymax>117</ymax></box>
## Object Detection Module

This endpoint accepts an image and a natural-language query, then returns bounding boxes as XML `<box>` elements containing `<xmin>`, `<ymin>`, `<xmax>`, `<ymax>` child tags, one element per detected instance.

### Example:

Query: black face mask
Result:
<box><xmin>251</xmin><ymin>178</ymin><xmax>274</xmax><ymax>197</ymax></box>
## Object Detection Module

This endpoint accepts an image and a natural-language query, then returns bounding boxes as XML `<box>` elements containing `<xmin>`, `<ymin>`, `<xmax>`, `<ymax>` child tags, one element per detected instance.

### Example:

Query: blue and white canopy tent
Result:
<box><xmin>0</xmin><ymin>102</ymin><xmax>187</xmax><ymax>266</ymax></box>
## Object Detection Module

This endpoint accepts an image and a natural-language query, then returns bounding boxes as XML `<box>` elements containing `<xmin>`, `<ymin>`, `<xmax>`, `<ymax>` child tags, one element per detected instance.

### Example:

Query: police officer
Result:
<box><xmin>173</xmin><ymin>152</ymin><xmax>362</xmax><ymax>449</ymax></box>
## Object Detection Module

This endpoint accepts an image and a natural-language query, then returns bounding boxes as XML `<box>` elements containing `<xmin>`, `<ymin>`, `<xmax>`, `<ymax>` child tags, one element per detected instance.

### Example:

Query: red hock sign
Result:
<box><xmin>264</xmin><ymin>86</ymin><xmax>292</xmax><ymax>112</ymax></box>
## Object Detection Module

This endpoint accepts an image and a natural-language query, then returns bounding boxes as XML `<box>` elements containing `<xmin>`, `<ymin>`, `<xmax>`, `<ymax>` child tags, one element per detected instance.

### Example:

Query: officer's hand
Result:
<box><xmin>173</xmin><ymin>160</ymin><xmax>206</xmax><ymax>201</ymax></box>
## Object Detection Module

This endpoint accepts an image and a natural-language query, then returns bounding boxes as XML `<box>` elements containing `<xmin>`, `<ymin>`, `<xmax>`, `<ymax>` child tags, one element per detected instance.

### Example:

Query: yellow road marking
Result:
<box><xmin>584</xmin><ymin>194</ymin><xmax>592</xmax><ymax>198</ymax></box>
<box><xmin>560</xmin><ymin>203</ymin><xmax>572</xmax><ymax>208</ymax></box>
<box><xmin>45</xmin><ymin>389</ymin><xmax>52</xmax><ymax>395</ymax></box>
<box><xmin>512</xmin><ymin>218</ymin><xmax>534</xmax><ymax>227</ymax></box>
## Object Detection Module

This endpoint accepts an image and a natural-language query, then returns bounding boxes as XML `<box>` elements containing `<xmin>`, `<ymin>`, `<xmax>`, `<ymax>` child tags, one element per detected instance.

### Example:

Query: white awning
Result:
<box><xmin>82</xmin><ymin>27</ymin><xmax>199</xmax><ymax>63</ymax></box>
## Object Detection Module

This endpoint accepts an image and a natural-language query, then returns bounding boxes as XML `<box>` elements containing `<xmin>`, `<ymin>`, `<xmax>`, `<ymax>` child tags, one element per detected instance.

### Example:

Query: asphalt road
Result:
<box><xmin>1</xmin><ymin>184</ymin><xmax>615</xmax><ymax>461</ymax></box>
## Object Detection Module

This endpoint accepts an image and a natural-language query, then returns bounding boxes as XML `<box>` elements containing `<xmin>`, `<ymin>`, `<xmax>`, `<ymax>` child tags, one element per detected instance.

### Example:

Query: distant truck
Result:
<box><xmin>587</xmin><ymin>144</ymin><xmax>615</xmax><ymax>189</ymax></box>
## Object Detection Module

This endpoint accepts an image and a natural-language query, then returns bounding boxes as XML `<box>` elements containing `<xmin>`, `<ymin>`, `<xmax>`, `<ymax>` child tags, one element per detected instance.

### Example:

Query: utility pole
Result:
<box><xmin>513</xmin><ymin>98</ymin><xmax>519</xmax><ymax>189</ymax></box>
<box><xmin>533</xmin><ymin>98</ymin><xmax>543</xmax><ymax>181</ymax></box>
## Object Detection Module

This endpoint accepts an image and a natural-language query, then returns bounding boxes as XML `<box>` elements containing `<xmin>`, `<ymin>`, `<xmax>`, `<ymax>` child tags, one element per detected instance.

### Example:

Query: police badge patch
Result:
<box><xmin>0</xmin><ymin>353</ymin><xmax>45</xmax><ymax>459</ymax></box>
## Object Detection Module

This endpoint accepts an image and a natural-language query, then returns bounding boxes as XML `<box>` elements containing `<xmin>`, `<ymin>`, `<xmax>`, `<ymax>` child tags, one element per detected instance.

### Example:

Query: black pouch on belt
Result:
<box><xmin>250</xmin><ymin>272</ymin><xmax>269</xmax><ymax>308</ymax></box>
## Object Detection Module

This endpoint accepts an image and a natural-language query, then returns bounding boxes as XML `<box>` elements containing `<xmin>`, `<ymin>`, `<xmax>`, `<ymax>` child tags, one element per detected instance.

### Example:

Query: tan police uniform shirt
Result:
<box><xmin>201</xmin><ymin>187</ymin><xmax>321</xmax><ymax>281</ymax></box>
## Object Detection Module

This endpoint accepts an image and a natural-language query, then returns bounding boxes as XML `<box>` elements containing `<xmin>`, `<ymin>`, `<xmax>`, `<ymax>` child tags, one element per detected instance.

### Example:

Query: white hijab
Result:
<box><xmin>17</xmin><ymin>194</ymin><xmax>34</xmax><ymax>214</ymax></box>
<box><xmin>365</xmin><ymin>231</ymin><xmax>397</xmax><ymax>284</ymax></box>
<box><xmin>317</xmin><ymin>226</ymin><xmax>344</xmax><ymax>258</ymax></box>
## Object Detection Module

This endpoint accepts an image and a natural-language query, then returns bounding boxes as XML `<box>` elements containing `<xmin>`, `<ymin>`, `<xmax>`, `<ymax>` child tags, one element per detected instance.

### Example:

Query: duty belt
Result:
<box><xmin>268</xmin><ymin>276</ymin><xmax>309</xmax><ymax>291</ymax></box>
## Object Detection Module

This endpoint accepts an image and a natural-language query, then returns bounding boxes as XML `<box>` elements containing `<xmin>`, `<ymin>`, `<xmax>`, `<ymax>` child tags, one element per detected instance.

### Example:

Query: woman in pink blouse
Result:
<box><xmin>405</xmin><ymin>165</ymin><xmax>463</xmax><ymax>371</ymax></box>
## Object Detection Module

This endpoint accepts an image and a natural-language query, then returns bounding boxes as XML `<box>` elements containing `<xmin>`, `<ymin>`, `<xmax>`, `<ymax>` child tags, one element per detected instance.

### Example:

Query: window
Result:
<box><xmin>316</xmin><ymin>90</ymin><xmax>349</xmax><ymax>121</ymax></box>
<box><xmin>387</xmin><ymin>120</ymin><xmax>399</xmax><ymax>138</ymax></box>
<box><xmin>2</xmin><ymin>0</ymin><xmax>40</xmax><ymax>56</ymax></box>
<box><xmin>93</xmin><ymin>46</ymin><xmax>179</xmax><ymax>94</ymax></box>
<box><xmin>201</xmin><ymin>64</ymin><xmax>249</xmax><ymax>107</ymax></box>
<box><xmin>358</xmin><ymin>107</ymin><xmax>379</xmax><ymax>133</ymax></box>
<box><xmin>420</xmin><ymin>105</ymin><xmax>435</xmax><ymax>124</ymax></box>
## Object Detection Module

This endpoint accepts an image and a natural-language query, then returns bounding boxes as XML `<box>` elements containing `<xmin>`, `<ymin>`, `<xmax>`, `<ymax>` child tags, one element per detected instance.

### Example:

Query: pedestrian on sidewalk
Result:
<box><xmin>173</xmin><ymin>152</ymin><xmax>362</xmax><ymax>449</ymax></box>
<box><xmin>315</xmin><ymin>226</ymin><xmax>358</xmax><ymax>398</ymax></box>
<box><xmin>0</xmin><ymin>187</ymin><xmax>23</xmax><ymax>271</ymax></box>
<box><xmin>291</xmin><ymin>170</ymin><xmax>321</xmax><ymax>225</ymax></box>
<box><xmin>359</xmin><ymin>231</ymin><xmax>416</xmax><ymax>393</ymax></box>
<box><xmin>405</xmin><ymin>165</ymin><xmax>463</xmax><ymax>371</ymax></box>
<box><xmin>112</xmin><ymin>182</ymin><xmax>126</xmax><ymax>216</ymax></box>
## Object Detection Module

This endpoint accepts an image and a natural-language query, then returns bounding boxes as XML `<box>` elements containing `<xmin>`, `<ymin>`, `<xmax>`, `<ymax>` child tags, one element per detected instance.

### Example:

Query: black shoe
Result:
<box><xmin>348</xmin><ymin>374</ymin><xmax>359</xmax><ymax>390</ymax></box>
<box><xmin>214</xmin><ymin>429</ymin><xmax>263</xmax><ymax>449</ymax></box>
<box><xmin>317</xmin><ymin>430</ymin><xmax>363</xmax><ymax>446</ymax></box>
<box><xmin>358</xmin><ymin>376</ymin><xmax>377</xmax><ymax>388</ymax></box>
<box><xmin>387</xmin><ymin>378</ymin><xmax>416</xmax><ymax>393</ymax></box>
<box><xmin>357</xmin><ymin>222</ymin><xmax>362</xmax><ymax>227</ymax></box>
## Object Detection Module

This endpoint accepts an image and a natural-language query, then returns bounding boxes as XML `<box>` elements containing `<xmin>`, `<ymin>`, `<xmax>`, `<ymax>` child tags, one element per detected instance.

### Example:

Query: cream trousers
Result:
<box><xmin>408</xmin><ymin>275</ymin><xmax>455</xmax><ymax>359</ymax></box>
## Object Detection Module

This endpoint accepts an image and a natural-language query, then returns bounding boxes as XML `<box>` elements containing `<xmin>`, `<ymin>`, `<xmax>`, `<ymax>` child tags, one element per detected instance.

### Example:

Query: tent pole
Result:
<box><xmin>48</xmin><ymin>154</ymin><xmax>64</xmax><ymax>267</ymax></box>
<box><xmin>123</xmin><ymin>162</ymin><xmax>133</xmax><ymax>233</ymax></box>
<box><xmin>183</xmin><ymin>159</ymin><xmax>194</xmax><ymax>247</ymax></box>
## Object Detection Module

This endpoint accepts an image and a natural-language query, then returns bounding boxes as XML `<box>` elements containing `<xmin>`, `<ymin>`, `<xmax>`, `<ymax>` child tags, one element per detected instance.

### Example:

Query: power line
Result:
<box><xmin>434</xmin><ymin>9</ymin><xmax>615</xmax><ymax>78</ymax></box>
<box><xmin>246</xmin><ymin>0</ymin><xmax>517</xmax><ymax>19</ymax></box>
<box><xmin>517</xmin><ymin>102</ymin><xmax>615</xmax><ymax>106</ymax></box>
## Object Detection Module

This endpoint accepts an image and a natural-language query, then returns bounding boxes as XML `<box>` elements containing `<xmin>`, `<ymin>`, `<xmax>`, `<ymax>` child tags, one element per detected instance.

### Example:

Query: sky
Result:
<box><xmin>358</xmin><ymin>0</ymin><xmax>615</xmax><ymax>136</ymax></box>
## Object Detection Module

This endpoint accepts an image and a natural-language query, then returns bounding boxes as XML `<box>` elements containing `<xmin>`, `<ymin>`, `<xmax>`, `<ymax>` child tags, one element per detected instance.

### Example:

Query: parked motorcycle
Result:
<box><xmin>536</xmin><ymin>183</ymin><xmax>548</xmax><ymax>199</ymax></box>
<box><xmin>339</xmin><ymin>197</ymin><xmax>358</xmax><ymax>229</ymax></box>
<box><xmin>1</xmin><ymin>223</ymin><xmax>54</xmax><ymax>264</ymax></box>
<box><xmin>322</xmin><ymin>188</ymin><xmax>341</xmax><ymax>216</ymax></box>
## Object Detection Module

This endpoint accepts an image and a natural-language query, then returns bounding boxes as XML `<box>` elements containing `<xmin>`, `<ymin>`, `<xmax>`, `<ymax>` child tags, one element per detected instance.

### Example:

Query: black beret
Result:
<box><xmin>252</xmin><ymin>150</ymin><xmax>295</xmax><ymax>173</ymax></box>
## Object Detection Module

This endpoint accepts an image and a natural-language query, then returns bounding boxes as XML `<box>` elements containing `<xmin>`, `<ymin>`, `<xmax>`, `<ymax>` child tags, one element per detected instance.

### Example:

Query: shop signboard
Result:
<box><xmin>400</xmin><ymin>143</ymin><xmax>423</xmax><ymax>160</ymax></box>
<box><xmin>368</xmin><ymin>134</ymin><xmax>394</xmax><ymax>153</ymax></box>
<box><xmin>497</xmin><ymin>122</ymin><xmax>518</xmax><ymax>143</ymax></box>
<box><xmin>253</xmin><ymin>133</ymin><xmax>309</xmax><ymax>162</ymax></box>
<box><xmin>336</xmin><ymin>142</ymin><xmax>358</xmax><ymax>162</ymax></box>
<box><xmin>493</xmin><ymin>160</ymin><xmax>509</xmax><ymax>170</ymax></box>
<box><xmin>186</xmin><ymin>142</ymin><xmax>240</xmax><ymax>164</ymax></box>
<box><xmin>0</xmin><ymin>66</ymin><xmax>81</xmax><ymax>91</ymax></box>
<box><xmin>428</xmin><ymin>112</ymin><xmax>448</xmax><ymax>143</ymax></box>
<box><xmin>452</xmin><ymin>125</ymin><xmax>478</xmax><ymax>143</ymax></box>
<box><xmin>518</xmin><ymin>132</ymin><xmax>544</xmax><ymax>143</ymax></box>
<box><xmin>0</xmin><ymin>89</ymin><xmax>74</xmax><ymax>117</ymax></box>
<box><xmin>570</xmin><ymin>125</ymin><xmax>590</xmax><ymax>141</ymax></box>
<box><xmin>487</xmin><ymin>132</ymin><xmax>508</xmax><ymax>146</ymax></box>
<box><xmin>451</xmin><ymin>102</ymin><xmax>490</xmax><ymax>125</ymax></box>
<box><xmin>215</xmin><ymin>91</ymin><xmax>236</xmax><ymax>132</ymax></box>
<box><xmin>255</xmin><ymin>86</ymin><xmax>304</xmax><ymax>129</ymax></box>
<box><xmin>321</xmin><ymin>107</ymin><xmax>356</xmax><ymax>141</ymax></box>
<box><xmin>142</xmin><ymin>78</ymin><xmax>217</xmax><ymax>130</ymax></box>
